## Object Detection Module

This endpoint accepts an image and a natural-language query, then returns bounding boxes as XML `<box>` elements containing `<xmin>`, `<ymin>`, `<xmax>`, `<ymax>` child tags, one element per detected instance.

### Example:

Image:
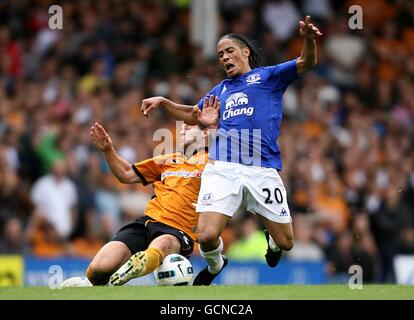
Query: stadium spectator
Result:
<box><xmin>262</xmin><ymin>0</ymin><xmax>301</xmax><ymax>42</ymax></box>
<box><xmin>26</xmin><ymin>217</ymin><xmax>71</xmax><ymax>258</ymax></box>
<box><xmin>285</xmin><ymin>214</ymin><xmax>325</xmax><ymax>262</ymax></box>
<box><xmin>30</xmin><ymin>158</ymin><xmax>78</xmax><ymax>240</ymax></box>
<box><xmin>326</xmin><ymin>230</ymin><xmax>376</xmax><ymax>284</ymax></box>
<box><xmin>369</xmin><ymin>187</ymin><xmax>406</xmax><ymax>282</ymax></box>
<box><xmin>93</xmin><ymin>172</ymin><xmax>122</xmax><ymax>241</ymax></box>
<box><xmin>70</xmin><ymin>222</ymin><xmax>105</xmax><ymax>259</ymax></box>
<box><xmin>0</xmin><ymin>145</ymin><xmax>33</xmax><ymax>231</ymax></box>
<box><xmin>0</xmin><ymin>217</ymin><xmax>25</xmax><ymax>254</ymax></box>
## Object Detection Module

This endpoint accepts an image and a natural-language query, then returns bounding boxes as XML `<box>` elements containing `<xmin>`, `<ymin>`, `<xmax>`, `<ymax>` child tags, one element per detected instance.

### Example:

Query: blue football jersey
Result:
<box><xmin>198</xmin><ymin>59</ymin><xmax>298</xmax><ymax>170</ymax></box>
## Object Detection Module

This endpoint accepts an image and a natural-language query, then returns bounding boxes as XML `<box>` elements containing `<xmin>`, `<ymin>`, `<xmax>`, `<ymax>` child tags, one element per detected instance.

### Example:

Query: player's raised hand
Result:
<box><xmin>90</xmin><ymin>122</ymin><xmax>113</xmax><ymax>152</ymax></box>
<box><xmin>197</xmin><ymin>95</ymin><xmax>220</xmax><ymax>129</ymax></box>
<box><xmin>299</xmin><ymin>15</ymin><xmax>323</xmax><ymax>40</ymax></box>
<box><xmin>141</xmin><ymin>96</ymin><xmax>165</xmax><ymax>118</ymax></box>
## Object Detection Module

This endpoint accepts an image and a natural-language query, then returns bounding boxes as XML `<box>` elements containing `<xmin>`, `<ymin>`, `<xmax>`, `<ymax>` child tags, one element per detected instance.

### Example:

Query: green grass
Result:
<box><xmin>1</xmin><ymin>285</ymin><xmax>414</xmax><ymax>300</ymax></box>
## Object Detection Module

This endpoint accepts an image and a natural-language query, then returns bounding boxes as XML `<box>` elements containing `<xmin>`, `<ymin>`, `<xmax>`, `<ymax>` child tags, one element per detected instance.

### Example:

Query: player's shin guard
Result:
<box><xmin>199</xmin><ymin>237</ymin><xmax>224</xmax><ymax>275</ymax></box>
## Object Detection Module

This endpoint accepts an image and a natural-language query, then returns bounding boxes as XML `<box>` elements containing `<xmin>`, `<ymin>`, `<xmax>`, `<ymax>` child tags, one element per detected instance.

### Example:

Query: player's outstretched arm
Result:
<box><xmin>296</xmin><ymin>15</ymin><xmax>323</xmax><ymax>74</ymax></box>
<box><xmin>90</xmin><ymin>122</ymin><xmax>141</xmax><ymax>184</ymax></box>
<box><xmin>141</xmin><ymin>96</ymin><xmax>199</xmax><ymax>125</ymax></box>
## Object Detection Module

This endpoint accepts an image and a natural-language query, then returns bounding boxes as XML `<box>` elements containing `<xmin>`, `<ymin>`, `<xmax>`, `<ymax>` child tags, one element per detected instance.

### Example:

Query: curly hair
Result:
<box><xmin>220</xmin><ymin>33</ymin><xmax>264</xmax><ymax>69</ymax></box>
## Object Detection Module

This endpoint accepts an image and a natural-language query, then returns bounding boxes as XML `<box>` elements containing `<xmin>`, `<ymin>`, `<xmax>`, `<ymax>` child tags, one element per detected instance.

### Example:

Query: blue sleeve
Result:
<box><xmin>197</xmin><ymin>84</ymin><xmax>221</xmax><ymax>110</ymax></box>
<box><xmin>266</xmin><ymin>58</ymin><xmax>299</xmax><ymax>90</ymax></box>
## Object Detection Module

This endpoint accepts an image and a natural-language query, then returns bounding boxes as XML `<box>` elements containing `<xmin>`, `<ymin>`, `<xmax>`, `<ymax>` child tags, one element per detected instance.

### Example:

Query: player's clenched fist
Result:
<box><xmin>90</xmin><ymin>122</ymin><xmax>113</xmax><ymax>152</ymax></box>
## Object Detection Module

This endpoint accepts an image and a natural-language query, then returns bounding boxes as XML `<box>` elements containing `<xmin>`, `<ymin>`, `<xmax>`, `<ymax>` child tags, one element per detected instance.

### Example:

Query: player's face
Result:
<box><xmin>179</xmin><ymin>124</ymin><xmax>205</xmax><ymax>151</ymax></box>
<box><xmin>217</xmin><ymin>38</ymin><xmax>251</xmax><ymax>78</ymax></box>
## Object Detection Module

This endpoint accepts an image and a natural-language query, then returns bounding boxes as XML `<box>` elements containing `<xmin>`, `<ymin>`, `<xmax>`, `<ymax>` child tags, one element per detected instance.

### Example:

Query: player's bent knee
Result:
<box><xmin>279</xmin><ymin>236</ymin><xmax>294</xmax><ymax>251</ymax></box>
<box><xmin>150</xmin><ymin>234</ymin><xmax>181</xmax><ymax>258</ymax></box>
<box><xmin>86</xmin><ymin>263</ymin><xmax>111</xmax><ymax>286</ymax></box>
<box><xmin>283</xmin><ymin>240</ymin><xmax>294</xmax><ymax>251</ymax></box>
<box><xmin>197</xmin><ymin>229</ymin><xmax>220</xmax><ymax>247</ymax></box>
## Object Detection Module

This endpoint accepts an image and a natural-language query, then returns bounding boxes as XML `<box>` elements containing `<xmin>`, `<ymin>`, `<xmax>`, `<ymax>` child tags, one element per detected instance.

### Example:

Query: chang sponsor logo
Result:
<box><xmin>225</xmin><ymin>92</ymin><xmax>248</xmax><ymax>109</ymax></box>
<box><xmin>223</xmin><ymin>92</ymin><xmax>254</xmax><ymax>120</ymax></box>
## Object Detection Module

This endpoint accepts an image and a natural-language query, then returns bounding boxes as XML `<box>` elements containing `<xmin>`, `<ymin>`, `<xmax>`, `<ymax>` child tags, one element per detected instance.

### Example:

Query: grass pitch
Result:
<box><xmin>1</xmin><ymin>285</ymin><xmax>413</xmax><ymax>300</ymax></box>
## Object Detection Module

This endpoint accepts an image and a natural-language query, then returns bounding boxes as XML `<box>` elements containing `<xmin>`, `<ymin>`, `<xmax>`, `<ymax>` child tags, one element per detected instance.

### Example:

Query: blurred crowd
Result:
<box><xmin>0</xmin><ymin>0</ymin><xmax>413</xmax><ymax>283</ymax></box>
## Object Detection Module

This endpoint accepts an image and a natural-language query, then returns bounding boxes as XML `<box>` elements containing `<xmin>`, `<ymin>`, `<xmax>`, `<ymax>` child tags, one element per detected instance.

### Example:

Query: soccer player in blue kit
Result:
<box><xmin>141</xmin><ymin>16</ymin><xmax>322</xmax><ymax>285</ymax></box>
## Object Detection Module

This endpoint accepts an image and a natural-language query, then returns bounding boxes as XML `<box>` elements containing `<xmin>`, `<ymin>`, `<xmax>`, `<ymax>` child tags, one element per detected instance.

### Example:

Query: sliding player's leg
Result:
<box><xmin>86</xmin><ymin>241</ymin><xmax>132</xmax><ymax>285</ymax></box>
<box><xmin>110</xmin><ymin>234</ymin><xmax>181</xmax><ymax>286</ymax></box>
<box><xmin>61</xmin><ymin>240</ymin><xmax>132</xmax><ymax>287</ymax></box>
<box><xmin>63</xmin><ymin>215</ymin><xmax>148</xmax><ymax>287</ymax></box>
<box><xmin>110</xmin><ymin>219</ymin><xmax>195</xmax><ymax>286</ymax></box>
<box><xmin>82</xmin><ymin>217</ymin><xmax>151</xmax><ymax>286</ymax></box>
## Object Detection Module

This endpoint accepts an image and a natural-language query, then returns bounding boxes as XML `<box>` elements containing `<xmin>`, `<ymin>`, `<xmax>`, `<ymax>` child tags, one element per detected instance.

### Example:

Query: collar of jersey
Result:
<box><xmin>225</xmin><ymin>67</ymin><xmax>259</xmax><ymax>82</ymax></box>
<box><xmin>175</xmin><ymin>147</ymin><xmax>208</xmax><ymax>161</ymax></box>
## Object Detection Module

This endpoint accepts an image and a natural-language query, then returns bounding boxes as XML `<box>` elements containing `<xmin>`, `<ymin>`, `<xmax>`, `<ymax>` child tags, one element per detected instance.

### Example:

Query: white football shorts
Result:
<box><xmin>196</xmin><ymin>161</ymin><xmax>292</xmax><ymax>223</ymax></box>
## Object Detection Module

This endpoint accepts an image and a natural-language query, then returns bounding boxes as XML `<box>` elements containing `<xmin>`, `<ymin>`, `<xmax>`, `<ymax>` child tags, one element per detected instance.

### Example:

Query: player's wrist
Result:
<box><xmin>302</xmin><ymin>35</ymin><xmax>315</xmax><ymax>41</ymax></box>
<box><xmin>102</xmin><ymin>144</ymin><xmax>115</xmax><ymax>153</ymax></box>
<box><xmin>206</xmin><ymin>122</ymin><xmax>218</xmax><ymax>129</ymax></box>
<box><xmin>198</xmin><ymin>122</ymin><xmax>216</xmax><ymax>130</ymax></box>
<box><xmin>160</xmin><ymin>97</ymin><xmax>172</xmax><ymax>108</ymax></box>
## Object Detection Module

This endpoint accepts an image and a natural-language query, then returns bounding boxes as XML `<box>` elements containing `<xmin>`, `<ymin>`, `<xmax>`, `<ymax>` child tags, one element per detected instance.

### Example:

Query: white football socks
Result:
<box><xmin>200</xmin><ymin>237</ymin><xmax>224</xmax><ymax>275</ymax></box>
<box><xmin>268</xmin><ymin>234</ymin><xmax>281</xmax><ymax>252</ymax></box>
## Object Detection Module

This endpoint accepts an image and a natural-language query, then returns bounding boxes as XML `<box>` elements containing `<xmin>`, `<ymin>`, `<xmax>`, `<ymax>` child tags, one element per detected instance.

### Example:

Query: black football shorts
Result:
<box><xmin>111</xmin><ymin>215</ymin><xmax>194</xmax><ymax>257</ymax></box>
